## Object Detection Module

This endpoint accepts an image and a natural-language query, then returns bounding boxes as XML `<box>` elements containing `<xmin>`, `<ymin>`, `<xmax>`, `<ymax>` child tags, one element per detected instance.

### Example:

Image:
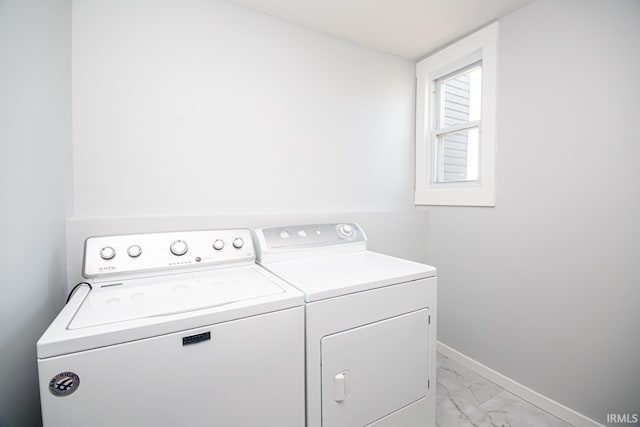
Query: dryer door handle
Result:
<box><xmin>334</xmin><ymin>371</ymin><xmax>350</xmax><ymax>402</ymax></box>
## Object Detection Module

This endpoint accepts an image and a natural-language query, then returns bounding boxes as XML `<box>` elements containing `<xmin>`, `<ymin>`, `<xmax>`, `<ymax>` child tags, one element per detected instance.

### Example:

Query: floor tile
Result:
<box><xmin>436</xmin><ymin>353</ymin><xmax>574</xmax><ymax>427</ymax></box>
<box><xmin>478</xmin><ymin>391</ymin><xmax>573</xmax><ymax>427</ymax></box>
<box><xmin>436</xmin><ymin>385</ymin><xmax>491</xmax><ymax>427</ymax></box>
<box><xmin>437</xmin><ymin>355</ymin><xmax>503</xmax><ymax>407</ymax></box>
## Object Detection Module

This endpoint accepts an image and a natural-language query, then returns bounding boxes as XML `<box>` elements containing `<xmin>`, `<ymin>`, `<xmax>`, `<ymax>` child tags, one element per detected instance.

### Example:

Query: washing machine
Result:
<box><xmin>37</xmin><ymin>229</ymin><xmax>305</xmax><ymax>427</ymax></box>
<box><xmin>254</xmin><ymin>223</ymin><xmax>437</xmax><ymax>427</ymax></box>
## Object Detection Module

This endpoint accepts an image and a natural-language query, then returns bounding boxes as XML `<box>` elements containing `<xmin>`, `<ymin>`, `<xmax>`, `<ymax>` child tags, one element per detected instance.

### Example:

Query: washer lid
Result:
<box><xmin>259</xmin><ymin>251</ymin><xmax>436</xmax><ymax>302</ymax></box>
<box><xmin>38</xmin><ymin>265</ymin><xmax>304</xmax><ymax>358</ymax></box>
<box><xmin>69</xmin><ymin>265</ymin><xmax>286</xmax><ymax>329</ymax></box>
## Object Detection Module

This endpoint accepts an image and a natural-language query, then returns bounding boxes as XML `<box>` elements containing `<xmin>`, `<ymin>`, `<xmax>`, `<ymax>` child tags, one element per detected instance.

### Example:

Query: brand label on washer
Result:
<box><xmin>49</xmin><ymin>372</ymin><xmax>80</xmax><ymax>397</ymax></box>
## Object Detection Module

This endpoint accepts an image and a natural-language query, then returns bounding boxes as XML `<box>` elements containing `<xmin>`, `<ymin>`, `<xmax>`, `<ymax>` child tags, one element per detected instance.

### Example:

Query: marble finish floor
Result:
<box><xmin>436</xmin><ymin>353</ymin><xmax>573</xmax><ymax>427</ymax></box>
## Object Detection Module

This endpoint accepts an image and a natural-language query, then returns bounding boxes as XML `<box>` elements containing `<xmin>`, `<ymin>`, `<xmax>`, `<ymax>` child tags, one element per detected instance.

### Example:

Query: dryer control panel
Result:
<box><xmin>254</xmin><ymin>223</ymin><xmax>367</xmax><ymax>263</ymax></box>
<box><xmin>258</xmin><ymin>223</ymin><xmax>365</xmax><ymax>249</ymax></box>
<box><xmin>84</xmin><ymin>229</ymin><xmax>254</xmax><ymax>278</ymax></box>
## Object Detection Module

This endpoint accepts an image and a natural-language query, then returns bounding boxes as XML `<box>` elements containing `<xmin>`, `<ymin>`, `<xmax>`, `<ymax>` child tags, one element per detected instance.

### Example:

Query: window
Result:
<box><xmin>435</xmin><ymin>63</ymin><xmax>481</xmax><ymax>183</ymax></box>
<box><xmin>415</xmin><ymin>23</ymin><xmax>497</xmax><ymax>206</ymax></box>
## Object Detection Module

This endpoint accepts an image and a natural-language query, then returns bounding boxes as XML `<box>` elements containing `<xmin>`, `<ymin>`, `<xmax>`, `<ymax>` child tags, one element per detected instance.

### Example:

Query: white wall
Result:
<box><xmin>427</xmin><ymin>0</ymin><xmax>640</xmax><ymax>425</ymax></box>
<box><xmin>0</xmin><ymin>0</ymin><xmax>72</xmax><ymax>426</ymax></box>
<box><xmin>72</xmin><ymin>0</ymin><xmax>415</xmax><ymax>218</ymax></box>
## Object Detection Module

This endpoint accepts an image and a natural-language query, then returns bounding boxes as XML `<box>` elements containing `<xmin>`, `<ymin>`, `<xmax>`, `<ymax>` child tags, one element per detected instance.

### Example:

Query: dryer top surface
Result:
<box><xmin>259</xmin><ymin>251</ymin><xmax>436</xmax><ymax>302</ymax></box>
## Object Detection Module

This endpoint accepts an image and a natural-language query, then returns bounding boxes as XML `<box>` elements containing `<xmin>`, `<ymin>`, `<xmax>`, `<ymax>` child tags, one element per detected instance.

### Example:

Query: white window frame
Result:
<box><xmin>415</xmin><ymin>22</ymin><xmax>498</xmax><ymax>206</ymax></box>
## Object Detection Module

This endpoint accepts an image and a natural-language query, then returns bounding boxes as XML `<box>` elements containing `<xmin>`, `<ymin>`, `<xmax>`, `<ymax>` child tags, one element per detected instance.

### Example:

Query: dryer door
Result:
<box><xmin>320</xmin><ymin>309</ymin><xmax>430</xmax><ymax>426</ymax></box>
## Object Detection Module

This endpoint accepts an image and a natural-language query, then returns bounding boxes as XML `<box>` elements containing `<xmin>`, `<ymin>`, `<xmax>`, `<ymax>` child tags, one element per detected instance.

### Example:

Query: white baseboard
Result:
<box><xmin>437</xmin><ymin>342</ymin><xmax>606</xmax><ymax>427</ymax></box>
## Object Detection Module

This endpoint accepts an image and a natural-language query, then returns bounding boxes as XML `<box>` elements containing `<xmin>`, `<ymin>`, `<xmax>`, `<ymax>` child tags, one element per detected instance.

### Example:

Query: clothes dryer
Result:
<box><xmin>254</xmin><ymin>223</ymin><xmax>437</xmax><ymax>427</ymax></box>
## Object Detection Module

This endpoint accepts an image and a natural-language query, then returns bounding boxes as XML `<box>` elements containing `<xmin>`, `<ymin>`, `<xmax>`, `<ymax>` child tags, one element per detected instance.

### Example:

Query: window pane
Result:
<box><xmin>435</xmin><ymin>127</ymin><xmax>479</xmax><ymax>183</ymax></box>
<box><xmin>439</xmin><ymin>66</ymin><xmax>482</xmax><ymax>127</ymax></box>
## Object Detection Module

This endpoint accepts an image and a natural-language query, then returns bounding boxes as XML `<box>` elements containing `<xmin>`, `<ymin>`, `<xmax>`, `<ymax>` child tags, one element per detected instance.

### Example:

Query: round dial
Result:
<box><xmin>170</xmin><ymin>240</ymin><xmax>188</xmax><ymax>256</ymax></box>
<box><xmin>297</xmin><ymin>230</ymin><xmax>307</xmax><ymax>237</ymax></box>
<box><xmin>100</xmin><ymin>246</ymin><xmax>116</xmax><ymax>260</ymax></box>
<box><xmin>232</xmin><ymin>238</ymin><xmax>244</xmax><ymax>249</ymax></box>
<box><xmin>127</xmin><ymin>245</ymin><xmax>142</xmax><ymax>258</ymax></box>
<box><xmin>336</xmin><ymin>224</ymin><xmax>354</xmax><ymax>238</ymax></box>
<box><xmin>213</xmin><ymin>239</ymin><xmax>225</xmax><ymax>251</ymax></box>
<box><xmin>279</xmin><ymin>230</ymin><xmax>290</xmax><ymax>239</ymax></box>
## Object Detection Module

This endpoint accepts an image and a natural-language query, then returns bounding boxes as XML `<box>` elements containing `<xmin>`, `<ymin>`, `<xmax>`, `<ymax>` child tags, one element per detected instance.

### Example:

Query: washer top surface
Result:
<box><xmin>260</xmin><ymin>251</ymin><xmax>436</xmax><ymax>302</ymax></box>
<box><xmin>39</xmin><ymin>265</ymin><xmax>303</xmax><ymax>359</ymax></box>
<box><xmin>69</xmin><ymin>265</ymin><xmax>286</xmax><ymax>329</ymax></box>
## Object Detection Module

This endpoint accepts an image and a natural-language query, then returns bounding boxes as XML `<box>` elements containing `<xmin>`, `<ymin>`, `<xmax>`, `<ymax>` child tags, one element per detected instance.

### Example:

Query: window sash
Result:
<box><xmin>433</xmin><ymin>125</ymin><xmax>480</xmax><ymax>184</ymax></box>
<box><xmin>433</xmin><ymin>120</ymin><xmax>481</xmax><ymax>137</ymax></box>
<box><xmin>435</xmin><ymin>61</ymin><xmax>482</xmax><ymax>131</ymax></box>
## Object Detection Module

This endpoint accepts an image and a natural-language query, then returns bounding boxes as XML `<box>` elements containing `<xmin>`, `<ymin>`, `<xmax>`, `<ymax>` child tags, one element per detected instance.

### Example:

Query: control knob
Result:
<box><xmin>336</xmin><ymin>224</ymin><xmax>354</xmax><ymax>238</ymax></box>
<box><xmin>232</xmin><ymin>238</ymin><xmax>244</xmax><ymax>249</ymax></box>
<box><xmin>213</xmin><ymin>239</ymin><xmax>225</xmax><ymax>251</ymax></box>
<box><xmin>100</xmin><ymin>246</ymin><xmax>116</xmax><ymax>260</ymax></box>
<box><xmin>170</xmin><ymin>240</ymin><xmax>188</xmax><ymax>256</ymax></box>
<box><xmin>127</xmin><ymin>245</ymin><xmax>142</xmax><ymax>258</ymax></box>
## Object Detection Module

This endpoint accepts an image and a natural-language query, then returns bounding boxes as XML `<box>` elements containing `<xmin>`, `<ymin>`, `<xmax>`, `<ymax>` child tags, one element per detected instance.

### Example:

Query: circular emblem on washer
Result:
<box><xmin>49</xmin><ymin>372</ymin><xmax>80</xmax><ymax>397</ymax></box>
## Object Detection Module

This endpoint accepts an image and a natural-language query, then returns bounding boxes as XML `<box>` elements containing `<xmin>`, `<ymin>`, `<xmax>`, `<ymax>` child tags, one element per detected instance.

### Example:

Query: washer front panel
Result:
<box><xmin>39</xmin><ymin>307</ymin><xmax>305</xmax><ymax>427</ymax></box>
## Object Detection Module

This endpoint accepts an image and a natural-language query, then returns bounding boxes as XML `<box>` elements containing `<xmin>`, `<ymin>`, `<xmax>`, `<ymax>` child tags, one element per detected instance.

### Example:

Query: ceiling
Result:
<box><xmin>227</xmin><ymin>0</ymin><xmax>532</xmax><ymax>59</ymax></box>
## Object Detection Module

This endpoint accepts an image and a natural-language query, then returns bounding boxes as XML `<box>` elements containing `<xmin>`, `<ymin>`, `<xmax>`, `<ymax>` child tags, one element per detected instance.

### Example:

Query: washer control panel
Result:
<box><xmin>258</xmin><ymin>223</ymin><xmax>365</xmax><ymax>251</ymax></box>
<box><xmin>84</xmin><ymin>229</ymin><xmax>254</xmax><ymax>278</ymax></box>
